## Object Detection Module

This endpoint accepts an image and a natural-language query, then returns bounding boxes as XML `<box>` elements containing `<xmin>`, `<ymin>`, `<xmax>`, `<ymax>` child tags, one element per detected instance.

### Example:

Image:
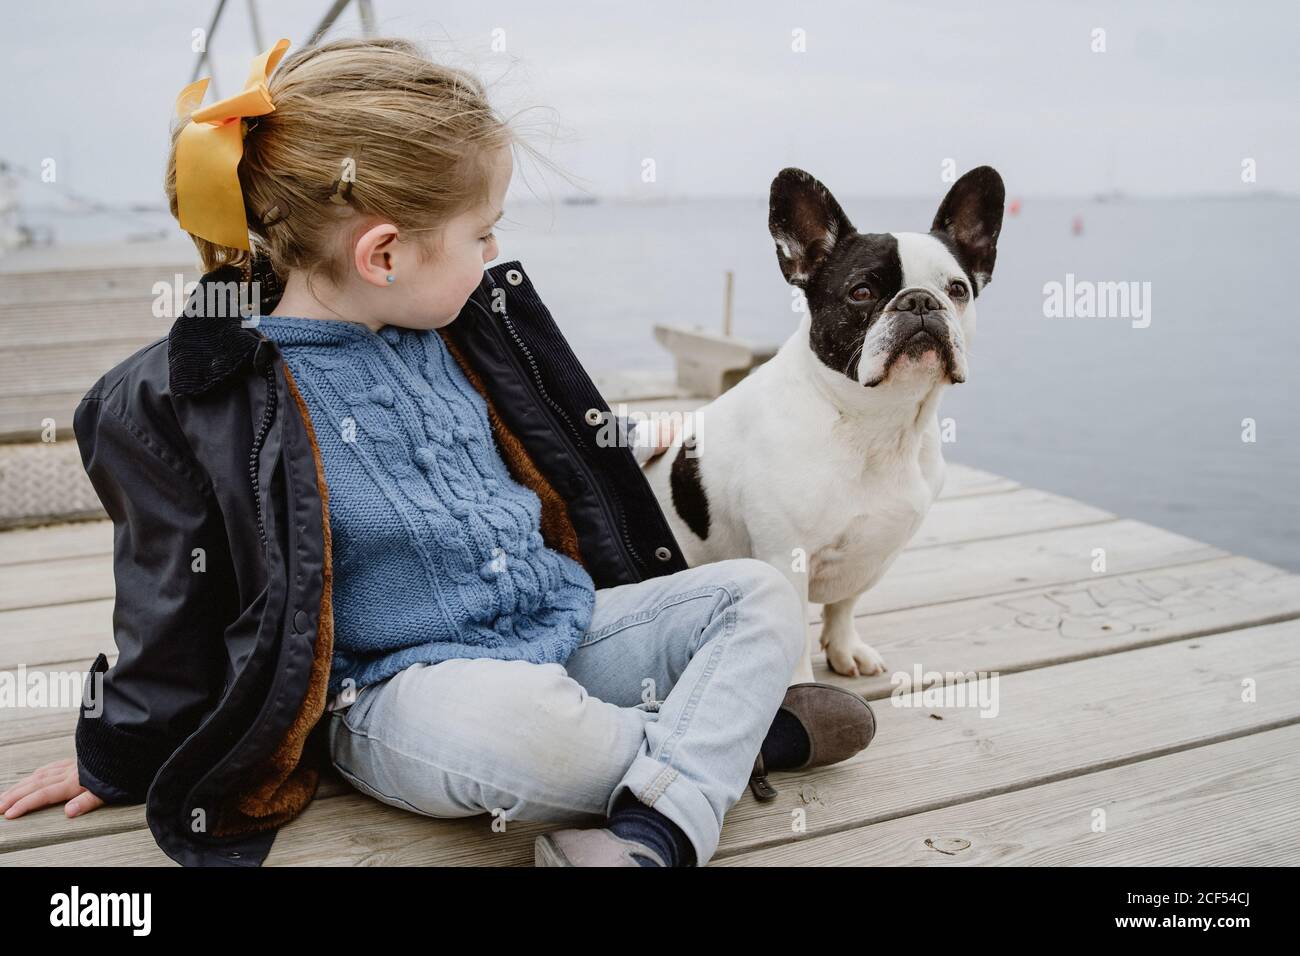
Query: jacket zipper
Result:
<box><xmin>173</xmin><ymin>349</ymin><xmax>281</xmax><ymax>856</ymax></box>
<box><xmin>248</xmin><ymin>355</ymin><xmax>278</xmax><ymax>549</ymax></box>
<box><xmin>469</xmin><ymin>293</ymin><xmax>647</xmax><ymax>581</ymax></box>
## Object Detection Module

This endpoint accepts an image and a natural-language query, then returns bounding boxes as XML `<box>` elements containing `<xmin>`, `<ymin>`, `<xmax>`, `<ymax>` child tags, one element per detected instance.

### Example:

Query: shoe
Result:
<box><xmin>534</xmin><ymin>828</ymin><xmax>668</xmax><ymax>867</ymax></box>
<box><xmin>749</xmin><ymin>682</ymin><xmax>876</xmax><ymax>802</ymax></box>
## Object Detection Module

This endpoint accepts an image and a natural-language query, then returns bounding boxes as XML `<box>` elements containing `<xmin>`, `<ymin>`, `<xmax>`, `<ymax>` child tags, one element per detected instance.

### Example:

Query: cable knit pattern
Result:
<box><xmin>256</xmin><ymin>316</ymin><xmax>596</xmax><ymax>699</ymax></box>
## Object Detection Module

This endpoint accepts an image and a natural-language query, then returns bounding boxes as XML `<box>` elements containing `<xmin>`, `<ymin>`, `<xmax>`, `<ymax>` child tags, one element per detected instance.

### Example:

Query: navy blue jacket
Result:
<box><xmin>72</xmin><ymin>256</ymin><xmax>687</xmax><ymax>866</ymax></box>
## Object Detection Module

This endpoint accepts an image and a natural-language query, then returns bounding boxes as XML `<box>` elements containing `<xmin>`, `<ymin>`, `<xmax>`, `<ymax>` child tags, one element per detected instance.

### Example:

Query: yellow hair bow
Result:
<box><xmin>174</xmin><ymin>38</ymin><xmax>291</xmax><ymax>250</ymax></box>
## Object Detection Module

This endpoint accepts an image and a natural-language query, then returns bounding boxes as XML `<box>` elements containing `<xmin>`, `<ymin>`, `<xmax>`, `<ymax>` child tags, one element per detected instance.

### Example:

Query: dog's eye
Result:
<box><xmin>947</xmin><ymin>278</ymin><xmax>969</xmax><ymax>300</ymax></box>
<box><xmin>848</xmin><ymin>283</ymin><xmax>875</xmax><ymax>303</ymax></box>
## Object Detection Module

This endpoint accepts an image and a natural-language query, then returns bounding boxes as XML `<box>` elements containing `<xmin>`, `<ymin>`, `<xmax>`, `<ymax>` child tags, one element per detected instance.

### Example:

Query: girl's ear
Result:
<box><xmin>353</xmin><ymin>222</ymin><xmax>400</xmax><ymax>288</ymax></box>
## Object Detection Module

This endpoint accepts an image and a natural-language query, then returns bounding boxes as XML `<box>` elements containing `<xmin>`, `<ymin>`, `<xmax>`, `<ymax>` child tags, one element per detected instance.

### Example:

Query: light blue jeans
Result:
<box><xmin>327</xmin><ymin>557</ymin><xmax>806</xmax><ymax>864</ymax></box>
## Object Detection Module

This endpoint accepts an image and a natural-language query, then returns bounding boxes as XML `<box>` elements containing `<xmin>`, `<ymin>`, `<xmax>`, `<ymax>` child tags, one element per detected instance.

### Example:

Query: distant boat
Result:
<box><xmin>1092</xmin><ymin>189</ymin><xmax>1126</xmax><ymax>203</ymax></box>
<box><xmin>562</xmin><ymin>195</ymin><xmax>600</xmax><ymax>206</ymax></box>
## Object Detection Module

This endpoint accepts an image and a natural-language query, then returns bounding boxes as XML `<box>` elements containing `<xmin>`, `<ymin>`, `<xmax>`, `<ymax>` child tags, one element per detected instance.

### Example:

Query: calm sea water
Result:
<box><xmin>29</xmin><ymin>195</ymin><xmax>1300</xmax><ymax>570</ymax></box>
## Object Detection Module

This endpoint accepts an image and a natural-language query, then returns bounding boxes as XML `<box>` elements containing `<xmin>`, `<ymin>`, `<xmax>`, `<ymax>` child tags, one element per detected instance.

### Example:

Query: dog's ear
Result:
<box><xmin>769</xmin><ymin>168</ymin><xmax>854</xmax><ymax>289</ymax></box>
<box><xmin>931</xmin><ymin>166</ymin><xmax>1005</xmax><ymax>293</ymax></box>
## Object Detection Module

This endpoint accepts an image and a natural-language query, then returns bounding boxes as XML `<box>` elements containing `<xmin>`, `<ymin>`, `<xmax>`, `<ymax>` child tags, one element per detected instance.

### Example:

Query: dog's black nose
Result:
<box><xmin>893</xmin><ymin>289</ymin><xmax>943</xmax><ymax>315</ymax></box>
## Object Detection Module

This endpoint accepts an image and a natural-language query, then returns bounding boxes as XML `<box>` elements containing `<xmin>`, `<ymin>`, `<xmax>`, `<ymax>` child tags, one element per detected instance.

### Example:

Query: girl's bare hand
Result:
<box><xmin>643</xmin><ymin>417</ymin><xmax>680</xmax><ymax>463</ymax></box>
<box><xmin>0</xmin><ymin>757</ymin><xmax>105</xmax><ymax>820</ymax></box>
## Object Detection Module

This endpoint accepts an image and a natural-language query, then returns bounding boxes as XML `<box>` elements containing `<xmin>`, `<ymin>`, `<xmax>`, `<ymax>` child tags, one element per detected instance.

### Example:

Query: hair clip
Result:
<box><xmin>329</xmin><ymin>155</ymin><xmax>360</xmax><ymax>207</ymax></box>
<box><xmin>329</xmin><ymin>176</ymin><xmax>354</xmax><ymax>206</ymax></box>
<box><xmin>260</xmin><ymin>203</ymin><xmax>290</xmax><ymax>227</ymax></box>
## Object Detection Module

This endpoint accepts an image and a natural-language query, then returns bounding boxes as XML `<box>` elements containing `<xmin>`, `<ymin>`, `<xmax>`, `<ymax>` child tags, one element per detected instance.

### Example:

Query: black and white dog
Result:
<box><xmin>642</xmin><ymin>166</ymin><xmax>1004</xmax><ymax>683</ymax></box>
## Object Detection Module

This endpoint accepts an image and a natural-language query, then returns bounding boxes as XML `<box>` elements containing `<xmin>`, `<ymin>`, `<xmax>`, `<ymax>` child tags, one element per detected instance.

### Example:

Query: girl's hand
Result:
<box><xmin>642</xmin><ymin>417</ymin><xmax>679</xmax><ymax>463</ymax></box>
<box><xmin>0</xmin><ymin>757</ymin><xmax>105</xmax><ymax>820</ymax></box>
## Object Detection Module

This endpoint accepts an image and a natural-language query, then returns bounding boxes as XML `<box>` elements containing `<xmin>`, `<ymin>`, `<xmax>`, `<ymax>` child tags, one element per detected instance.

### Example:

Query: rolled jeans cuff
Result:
<box><xmin>610</xmin><ymin>752</ymin><xmax>723</xmax><ymax>866</ymax></box>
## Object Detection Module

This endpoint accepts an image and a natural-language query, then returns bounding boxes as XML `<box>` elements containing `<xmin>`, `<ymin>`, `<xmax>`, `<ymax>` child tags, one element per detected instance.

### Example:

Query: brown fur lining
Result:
<box><xmin>212</xmin><ymin>365</ymin><xmax>335</xmax><ymax>838</ymax></box>
<box><xmin>438</xmin><ymin>330</ymin><xmax>584</xmax><ymax>565</ymax></box>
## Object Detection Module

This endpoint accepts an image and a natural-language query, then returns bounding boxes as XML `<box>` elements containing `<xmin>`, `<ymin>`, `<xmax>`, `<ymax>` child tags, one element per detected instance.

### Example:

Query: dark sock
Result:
<box><xmin>759</xmin><ymin>706</ymin><xmax>811</xmax><ymax>771</ymax></box>
<box><xmin>607</xmin><ymin>789</ymin><xmax>695</xmax><ymax>867</ymax></box>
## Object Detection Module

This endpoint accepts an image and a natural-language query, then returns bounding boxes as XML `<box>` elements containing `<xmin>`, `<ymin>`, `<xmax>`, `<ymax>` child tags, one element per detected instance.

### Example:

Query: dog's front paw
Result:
<box><xmin>825</xmin><ymin>637</ymin><xmax>886</xmax><ymax>678</ymax></box>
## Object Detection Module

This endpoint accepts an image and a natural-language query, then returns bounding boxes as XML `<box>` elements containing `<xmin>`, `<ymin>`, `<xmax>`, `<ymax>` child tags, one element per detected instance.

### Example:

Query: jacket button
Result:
<box><xmin>293</xmin><ymin>610</ymin><xmax>312</xmax><ymax>633</ymax></box>
<box><xmin>505</xmin><ymin>269</ymin><xmax>523</xmax><ymax>286</ymax></box>
<box><xmin>583</xmin><ymin>408</ymin><xmax>603</xmax><ymax>426</ymax></box>
<box><xmin>654</xmin><ymin>546</ymin><xmax>672</xmax><ymax>562</ymax></box>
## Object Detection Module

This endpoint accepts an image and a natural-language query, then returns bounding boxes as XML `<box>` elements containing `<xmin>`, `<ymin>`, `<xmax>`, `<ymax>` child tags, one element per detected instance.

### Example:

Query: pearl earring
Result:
<box><xmin>386</xmin><ymin>274</ymin><xmax>396</xmax><ymax>284</ymax></box>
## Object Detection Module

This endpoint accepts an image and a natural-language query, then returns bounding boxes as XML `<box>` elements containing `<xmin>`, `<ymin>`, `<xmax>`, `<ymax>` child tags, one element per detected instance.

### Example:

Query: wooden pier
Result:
<box><xmin>2</xmin><ymin>257</ymin><xmax>1298</xmax><ymax>866</ymax></box>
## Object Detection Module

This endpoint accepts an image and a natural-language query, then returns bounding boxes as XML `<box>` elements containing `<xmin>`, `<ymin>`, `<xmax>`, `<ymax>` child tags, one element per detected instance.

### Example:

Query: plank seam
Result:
<box><xmin>711</xmin><ymin>714</ymin><xmax>1300</xmax><ymax>862</ymax></box>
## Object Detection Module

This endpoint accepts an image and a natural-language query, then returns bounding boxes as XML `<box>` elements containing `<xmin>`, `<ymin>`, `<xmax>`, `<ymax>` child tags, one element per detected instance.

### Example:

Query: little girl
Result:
<box><xmin>0</xmin><ymin>36</ymin><xmax>875</xmax><ymax>867</ymax></box>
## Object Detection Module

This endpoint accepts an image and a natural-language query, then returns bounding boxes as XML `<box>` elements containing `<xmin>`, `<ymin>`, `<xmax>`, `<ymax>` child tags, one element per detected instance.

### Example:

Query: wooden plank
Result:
<box><xmin>701</xmin><ymin>620</ymin><xmax>1300</xmax><ymax>863</ymax></box>
<box><xmin>0</xmin><ymin>340</ymin><xmax>156</xmax><ymax>397</ymax></box>
<box><xmin>11</xmin><ymin>552</ymin><xmax>1293</xmax><ymax>743</ymax></box>
<box><xmin>851</xmin><ymin>520</ymin><xmax>1223</xmax><ymax>618</ymax></box>
<box><xmin>6</xmin><ymin>621</ymin><xmax>1297</xmax><ymax>865</ymax></box>
<box><xmin>0</xmin><ymin>302</ymin><xmax>168</xmax><ymax>348</ymax></box>
<box><xmin>0</xmin><ymin>657</ymin><xmax>95</xmax><ymax>746</ymax></box>
<box><xmin>909</xmin><ymin>488</ymin><xmax>1110</xmax><ymax>548</ymax></box>
<box><xmin>0</xmin><ymin>734</ymin><xmax>350</xmax><ymax>853</ymax></box>
<box><xmin>0</xmin><ymin>557</ymin><xmax>112</xmax><ymax>610</ymax></box>
<box><xmin>0</xmin><ymin>395</ymin><xmax>93</xmax><ymax>444</ymax></box>
<box><xmin>15</xmin><ymin>550</ymin><xmax>1291</xmax><ymax>730</ymax></box>
<box><xmin>820</xmin><ymin>555</ymin><xmax>1300</xmax><ymax>698</ymax></box>
<box><xmin>0</xmin><ymin>522</ymin><xmax>110</xmax><ymax>567</ymax></box>
<box><xmin>0</xmin><ymin>519</ymin><xmax>1251</xmax><ymax>684</ymax></box>
<box><xmin>0</xmin><ymin>266</ymin><xmax>195</xmax><ymax>307</ymax></box>
<box><xmin>8</xmin><ymin>552</ymin><xmax>1298</xmax><ymax>702</ymax></box>
<box><xmin>8</xmin><ymin>555</ymin><xmax>1299</xmax><ymax>846</ymax></box>
<box><xmin>0</xmin><ymin>467</ymin><xmax>1009</xmax><ymax>569</ymax></box>
<box><xmin>0</xmin><ymin>601</ymin><xmax>112</xmax><ymax>671</ymax></box>
<box><xmin>0</xmin><ymin>518</ymin><xmax>1217</xmax><ymax>615</ymax></box>
<box><xmin>0</xmin><ymin>487</ymin><xmax>1095</xmax><ymax>569</ymax></box>
<box><xmin>10</xmin><ymin>555</ymin><xmax>1298</xmax><ymax>742</ymax></box>
<box><xmin>716</xmin><ymin>723</ymin><xmax>1300</xmax><ymax>866</ymax></box>
<box><xmin>939</xmin><ymin>464</ymin><xmax>1018</xmax><ymax>498</ymax></box>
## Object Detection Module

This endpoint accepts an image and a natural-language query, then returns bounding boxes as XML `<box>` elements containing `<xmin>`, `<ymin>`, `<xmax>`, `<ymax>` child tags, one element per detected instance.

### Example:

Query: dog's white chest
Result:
<box><xmin>805</xmin><ymin>465</ymin><xmax>936</xmax><ymax>604</ymax></box>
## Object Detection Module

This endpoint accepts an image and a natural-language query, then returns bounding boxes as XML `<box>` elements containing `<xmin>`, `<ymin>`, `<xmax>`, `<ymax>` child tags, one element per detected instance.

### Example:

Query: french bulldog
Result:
<box><xmin>642</xmin><ymin>165</ymin><xmax>1005</xmax><ymax>683</ymax></box>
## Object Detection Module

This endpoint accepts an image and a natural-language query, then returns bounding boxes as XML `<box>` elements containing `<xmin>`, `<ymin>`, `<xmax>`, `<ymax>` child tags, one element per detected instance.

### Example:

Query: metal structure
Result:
<box><xmin>191</xmin><ymin>0</ymin><xmax>379</xmax><ymax>92</ymax></box>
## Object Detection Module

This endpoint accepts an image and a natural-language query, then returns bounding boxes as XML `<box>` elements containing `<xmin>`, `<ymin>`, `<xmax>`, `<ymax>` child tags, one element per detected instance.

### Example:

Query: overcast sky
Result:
<box><xmin>3</xmin><ymin>0</ymin><xmax>1297</xmax><ymax>206</ymax></box>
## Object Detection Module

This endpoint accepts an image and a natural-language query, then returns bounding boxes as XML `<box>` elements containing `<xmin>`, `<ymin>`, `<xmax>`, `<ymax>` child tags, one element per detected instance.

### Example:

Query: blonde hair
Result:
<box><xmin>166</xmin><ymin>37</ymin><xmax>518</xmax><ymax>285</ymax></box>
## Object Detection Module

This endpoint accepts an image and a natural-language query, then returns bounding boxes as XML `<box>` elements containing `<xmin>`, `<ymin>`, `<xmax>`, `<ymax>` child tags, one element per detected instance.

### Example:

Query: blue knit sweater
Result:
<box><xmin>256</xmin><ymin>315</ymin><xmax>596</xmax><ymax>699</ymax></box>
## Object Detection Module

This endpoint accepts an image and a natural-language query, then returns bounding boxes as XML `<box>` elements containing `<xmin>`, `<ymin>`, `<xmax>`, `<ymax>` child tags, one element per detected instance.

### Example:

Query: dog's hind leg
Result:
<box><xmin>821</xmin><ymin>595</ymin><xmax>887</xmax><ymax>677</ymax></box>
